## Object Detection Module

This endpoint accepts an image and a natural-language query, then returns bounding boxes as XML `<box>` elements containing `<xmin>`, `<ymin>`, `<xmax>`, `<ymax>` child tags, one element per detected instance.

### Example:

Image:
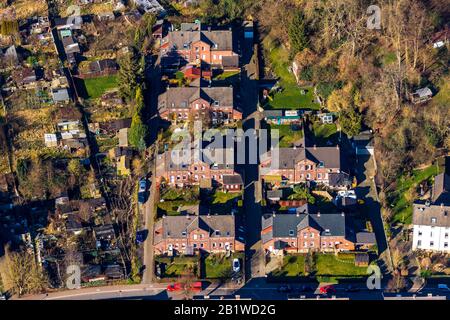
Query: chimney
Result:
<box><xmin>293</xmin><ymin>145</ymin><xmax>297</xmax><ymax>150</ymax></box>
<box><xmin>341</xmin><ymin>212</ymin><xmax>345</xmax><ymax>217</ymax></box>
<box><xmin>163</xmin><ymin>214</ymin><xmax>166</xmax><ymax>219</ymax></box>
<box><xmin>208</xmin><ymin>26</ymin><xmax>211</xmax><ymax>32</ymax></box>
<box><xmin>296</xmin><ymin>210</ymin><xmax>300</xmax><ymax>217</ymax></box>
<box><xmin>441</xmin><ymin>203</ymin><xmax>444</xmax><ymax>209</ymax></box>
<box><xmin>317</xmin><ymin>211</ymin><xmax>320</xmax><ymax>217</ymax></box>
<box><xmin>272</xmin><ymin>211</ymin><xmax>276</xmax><ymax>217</ymax></box>
<box><xmin>336</xmin><ymin>145</ymin><xmax>340</xmax><ymax>150</ymax></box>
<box><xmin>313</xmin><ymin>145</ymin><xmax>317</xmax><ymax>150</ymax></box>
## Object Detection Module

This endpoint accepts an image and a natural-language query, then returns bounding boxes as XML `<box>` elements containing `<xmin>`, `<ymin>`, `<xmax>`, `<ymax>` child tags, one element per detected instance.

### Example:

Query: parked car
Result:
<box><xmin>138</xmin><ymin>178</ymin><xmax>149</xmax><ymax>204</ymax></box>
<box><xmin>232</xmin><ymin>258</ymin><xmax>240</xmax><ymax>273</ymax></box>
<box><xmin>319</xmin><ymin>285</ymin><xmax>336</xmax><ymax>294</ymax></box>
<box><xmin>167</xmin><ymin>281</ymin><xmax>202</xmax><ymax>292</ymax></box>
<box><xmin>277</xmin><ymin>285</ymin><xmax>292</xmax><ymax>293</ymax></box>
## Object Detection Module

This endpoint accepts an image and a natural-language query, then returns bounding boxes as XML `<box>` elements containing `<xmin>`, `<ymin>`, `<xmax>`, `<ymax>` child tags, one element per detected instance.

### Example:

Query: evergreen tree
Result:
<box><xmin>288</xmin><ymin>11</ymin><xmax>309</xmax><ymax>59</ymax></box>
<box><xmin>339</xmin><ymin>107</ymin><xmax>362</xmax><ymax>137</ymax></box>
<box><xmin>128</xmin><ymin>88</ymin><xmax>148</xmax><ymax>151</ymax></box>
<box><xmin>118</xmin><ymin>50</ymin><xmax>141</xmax><ymax>101</ymax></box>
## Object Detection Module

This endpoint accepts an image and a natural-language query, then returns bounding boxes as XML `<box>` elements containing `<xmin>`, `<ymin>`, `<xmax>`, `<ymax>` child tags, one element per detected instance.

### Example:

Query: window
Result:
<box><xmin>193</xmin><ymin>234</ymin><xmax>198</xmax><ymax>240</ymax></box>
<box><xmin>213</xmin><ymin>243</ymin><xmax>216</xmax><ymax>247</ymax></box>
<box><xmin>430</xmin><ymin>241</ymin><xmax>434</xmax><ymax>247</ymax></box>
<box><xmin>200</xmin><ymin>243</ymin><xmax>204</xmax><ymax>248</ymax></box>
<box><xmin>418</xmin><ymin>231</ymin><xmax>422</xmax><ymax>236</ymax></box>
<box><xmin>417</xmin><ymin>240</ymin><xmax>421</xmax><ymax>247</ymax></box>
<box><xmin>193</xmin><ymin>243</ymin><xmax>197</xmax><ymax>248</ymax></box>
<box><xmin>445</xmin><ymin>233</ymin><xmax>448</xmax><ymax>239</ymax></box>
<box><xmin>310</xmin><ymin>233</ymin><xmax>314</xmax><ymax>238</ymax></box>
<box><xmin>431</xmin><ymin>218</ymin><xmax>437</xmax><ymax>224</ymax></box>
<box><xmin>303</xmin><ymin>242</ymin><xmax>307</xmax><ymax>247</ymax></box>
<box><xmin>289</xmin><ymin>230</ymin><xmax>295</xmax><ymax>236</ymax></box>
<box><xmin>444</xmin><ymin>243</ymin><xmax>448</xmax><ymax>248</ymax></box>
<box><xmin>215</xmin><ymin>230</ymin><xmax>220</xmax><ymax>236</ymax></box>
<box><xmin>317</xmin><ymin>173</ymin><xmax>322</xmax><ymax>179</ymax></box>
<box><xmin>181</xmin><ymin>231</ymin><xmax>187</xmax><ymax>237</ymax></box>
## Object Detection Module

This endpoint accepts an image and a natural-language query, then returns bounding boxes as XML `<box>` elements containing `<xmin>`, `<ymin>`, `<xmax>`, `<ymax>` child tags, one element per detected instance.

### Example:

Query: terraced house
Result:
<box><xmin>260</xmin><ymin>143</ymin><xmax>350</xmax><ymax>189</ymax></box>
<box><xmin>155</xmin><ymin>144</ymin><xmax>242</xmax><ymax>190</ymax></box>
<box><xmin>153</xmin><ymin>215</ymin><xmax>245</xmax><ymax>255</ymax></box>
<box><xmin>261</xmin><ymin>204</ymin><xmax>356</xmax><ymax>254</ymax></box>
<box><xmin>160</xmin><ymin>22</ymin><xmax>238</xmax><ymax>70</ymax></box>
<box><xmin>158</xmin><ymin>85</ymin><xmax>242</xmax><ymax>125</ymax></box>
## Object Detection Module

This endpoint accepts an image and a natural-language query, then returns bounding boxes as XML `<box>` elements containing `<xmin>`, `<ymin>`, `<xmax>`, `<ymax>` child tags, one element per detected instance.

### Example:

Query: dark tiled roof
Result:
<box><xmin>356</xmin><ymin>232</ymin><xmax>376</xmax><ymax>244</ymax></box>
<box><xmin>432</xmin><ymin>173</ymin><xmax>450</xmax><ymax>203</ymax></box>
<box><xmin>223</xmin><ymin>174</ymin><xmax>243</xmax><ymax>185</ymax></box>
<box><xmin>155</xmin><ymin>215</ymin><xmax>236</xmax><ymax>240</ymax></box>
<box><xmin>262</xmin><ymin>211</ymin><xmax>349</xmax><ymax>241</ymax></box>
<box><xmin>158</xmin><ymin>86</ymin><xmax>233</xmax><ymax>113</ymax></box>
<box><xmin>329</xmin><ymin>172</ymin><xmax>351</xmax><ymax>187</ymax></box>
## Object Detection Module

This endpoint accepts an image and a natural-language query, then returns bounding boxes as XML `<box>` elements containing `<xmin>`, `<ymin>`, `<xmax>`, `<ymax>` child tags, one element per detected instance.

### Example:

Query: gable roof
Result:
<box><xmin>164</xmin><ymin>28</ymin><xmax>234</xmax><ymax>52</ymax></box>
<box><xmin>155</xmin><ymin>215</ymin><xmax>236</xmax><ymax>241</ymax></box>
<box><xmin>432</xmin><ymin>173</ymin><xmax>450</xmax><ymax>204</ymax></box>
<box><xmin>262</xmin><ymin>211</ymin><xmax>350</xmax><ymax>243</ymax></box>
<box><xmin>158</xmin><ymin>86</ymin><xmax>233</xmax><ymax>113</ymax></box>
<box><xmin>413</xmin><ymin>201</ymin><xmax>450</xmax><ymax>227</ymax></box>
<box><xmin>264</xmin><ymin>145</ymin><xmax>342</xmax><ymax>170</ymax></box>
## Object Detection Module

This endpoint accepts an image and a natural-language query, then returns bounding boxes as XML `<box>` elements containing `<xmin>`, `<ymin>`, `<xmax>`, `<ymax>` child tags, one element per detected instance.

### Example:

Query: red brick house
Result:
<box><xmin>261</xmin><ymin>204</ymin><xmax>356</xmax><ymax>254</ymax></box>
<box><xmin>260</xmin><ymin>144</ymin><xmax>350</xmax><ymax>189</ymax></box>
<box><xmin>153</xmin><ymin>214</ymin><xmax>245</xmax><ymax>255</ymax></box>
<box><xmin>160</xmin><ymin>22</ymin><xmax>238</xmax><ymax>70</ymax></box>
<box><xmin>156</xmin><ymin>146</ymin><xmax>243</xmax><ymax>189</ymax></box>
<box><xmin>158</xmin><ymin>85</ymin><xmax>242</xmax><ymax>125</ymax></box>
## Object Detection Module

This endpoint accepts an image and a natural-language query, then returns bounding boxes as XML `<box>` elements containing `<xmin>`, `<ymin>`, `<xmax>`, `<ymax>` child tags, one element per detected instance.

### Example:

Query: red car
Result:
<box><xmin>167</xmin><ymin>281</ymin><xmax>203</xmax><ymax>292</ymax></box>
<box><xmin>319</xmin><ymin>285</ymin><xmax>336</xmax><ymax>294</ymax></box>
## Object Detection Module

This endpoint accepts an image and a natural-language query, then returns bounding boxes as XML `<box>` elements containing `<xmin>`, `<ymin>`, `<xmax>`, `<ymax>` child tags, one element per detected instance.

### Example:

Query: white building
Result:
<box><xmin>412</xmin><ymin>173</ymin><xmax>450</xmax><ymax>252</ymax></box>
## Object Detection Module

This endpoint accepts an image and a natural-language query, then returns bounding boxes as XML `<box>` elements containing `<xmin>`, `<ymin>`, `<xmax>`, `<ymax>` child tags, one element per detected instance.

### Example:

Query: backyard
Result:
<box><xmin>270</xmin><ymin>124</ymin><xmax>303</xmax><ymax>148</ymax></box>
<box><xmin>263</xmin><ymin>37</ymin><xmax>320</xmax><ymax>111</ymax></box>
<box><xmin>204</xmin><ymin>252</ymin><xmax>244</xmax><ymax>279</ymax></box>
<box><xmin>207</xmin><ymin>190</ymin><xmax>242</xmax><ymax>215</ymax></box>
<box><xmin>388</xmin><ymin>164</ymin><xmax>442</xmax><ymax>225</ymax></box>
<box><xmin>312</xmin><ymin>122</ymin><xmax>338</xmax><ymax>144</ymax></box>
<box><xmin>157</xmin><ymin>186</ymin><xmax>200</xmax><ymax>216</ymax></box>
<box><xmin>270</xmin><ymin>253</ymin><xmax>368</xmax><ymax>280</ymax></box>
<box><xmin>83</xmin><ymin>75</ymin><xmax>118</xmax><ymax>100</ymax></box>
<box><xmin>155</xmin><ymin>256</ymin><xmax>199</xmax><ymax>278</ymax></box>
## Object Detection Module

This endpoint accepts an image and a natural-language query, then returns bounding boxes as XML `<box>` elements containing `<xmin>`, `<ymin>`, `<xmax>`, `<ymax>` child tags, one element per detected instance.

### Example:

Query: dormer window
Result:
<box><xmin>289</xmin><ymin>230</ymin><xmax>295</xmax><ymax>236</ymax></box>
<box><xmin>319</xmin><ymin>161</ymin><xmax>324</xmax><ymax>167</ymax></box>
<box><xmin>431</xmin><ymin>218</ymin><xmax>437</xmax><ymax>224</ymax></box>
<box><xmin>181</xmin><ymin>231</ymin><xmax>187</xmax><ymax>237</ymax></box>
<box><xmin>215</xmin><ymin>230</ymin><xmax>220</xmax><ymax>236</ymax></box>
<box><xmin>214</xmin><ymin>101</ymin><xmax>219</xmax><ymax>107</ymax></box>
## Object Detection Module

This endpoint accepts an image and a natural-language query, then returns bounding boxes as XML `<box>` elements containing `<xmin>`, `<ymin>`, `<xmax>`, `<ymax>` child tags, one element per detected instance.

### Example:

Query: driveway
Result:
<box><xmin>354</xmin><ymin>155</ymin><xmax>392</xmax><ymax>273</ymax></box>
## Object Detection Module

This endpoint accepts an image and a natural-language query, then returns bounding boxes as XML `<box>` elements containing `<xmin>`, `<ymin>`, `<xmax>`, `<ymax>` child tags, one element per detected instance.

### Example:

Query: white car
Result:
<box><xmin>232</xmin><ymin>258</ymin><xmax>240</xmax><ymax>273</ymax></box>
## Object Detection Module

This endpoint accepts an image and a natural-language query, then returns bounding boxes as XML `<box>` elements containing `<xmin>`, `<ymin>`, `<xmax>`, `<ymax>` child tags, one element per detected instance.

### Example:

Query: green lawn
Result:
<box><xmin>270</xmin><ymin>124</ymin><xmax>303</xmax><ymax>147</ymax></box>
<box><xmin>156</xmin><ymin>256</ymin><xmax>198</xmax><ymax>278</ymax></box>
<box><xmin>271</xmin><ymin>255</ymin><xmax>306</xmax><ymax>277</ymax></box>
<box><xmin>208</xmin><ymin>190</ymin><xmax>242</xmax><ymax>214</ymax></box>
<box><xmin>389</xmin><ymin>165</ymin><xmax>441</xmax><ymax>224</ymax></box>
<box><xmin>315</xmin><ymin>254</ymin><xmax>367</xmax><ymax>277</ymax></box>
<box><xmin>313</xmin><ymin>123</ymin><xmax>338</xmax><ymax>140</ymax></box>
<box><xmin>263</xmin><ymin>39</ymin><xmax>320</xmax><ymax>110</ymax></box>
<box><xmin>214</xmin><ymin>70</ymin><xmax>240</xmax><ymax>80</ymax></box>
<box><xmin>204</xmin><ymin>253</ymin><xmax>244</xmax><ymax>279</ymax></box>
<box><xmin>84</xmin><ymin>75</ymin><xmax>118</xmax><ymax>99</ymax></box>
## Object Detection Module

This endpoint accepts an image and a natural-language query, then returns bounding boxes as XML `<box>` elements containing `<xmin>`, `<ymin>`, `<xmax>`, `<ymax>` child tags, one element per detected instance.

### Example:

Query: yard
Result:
<box><xmin>315</xmin><ymin>254</ymin><xmax>367</xmax><ymax>277</ymax></box>
<box><xmin>204</xmin><ymin>252</ymin><xmax>244</xmax><ymax>279</ymax></box>
<box><xmin>270</xmin><ymin>124</ymin><xmax>303</xmax><ymax>148</ymax></box>
<box><xmin>270</xmin><ymin>255</ymin><xmax>306</xmax><ymax>277</ymax></box>
<box><xmin>207</xmin><ymin>190</ymin><xmax>242</xmax><ymax>214</ymax></box>
<box><xmin>155</xmin><ymin>256</ymin><xmax>199</xmax><ymax>278</ymax></box>
<box><xmin>269</xmin><ymin>253</ymin><xmax>368</xmax><ymax>280</ymax></box>
<box><xmin>263</xmin><ymin>38</ymin><xmax>320</xmax><ymax>111</ymax></box>
<box><xmin>388</xmin><ymin>164</ymin><xmax>442</xmax><ymax>225</ymax></box>
<box><xmin>157</xmin><ymin>186</ymin><xmax>200</xmax><ymax>216</ymax></box>
<box><xmin>83</xmin><ymin>75</ymin><xmax>118</xmax><ymax>100</ymax></box>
